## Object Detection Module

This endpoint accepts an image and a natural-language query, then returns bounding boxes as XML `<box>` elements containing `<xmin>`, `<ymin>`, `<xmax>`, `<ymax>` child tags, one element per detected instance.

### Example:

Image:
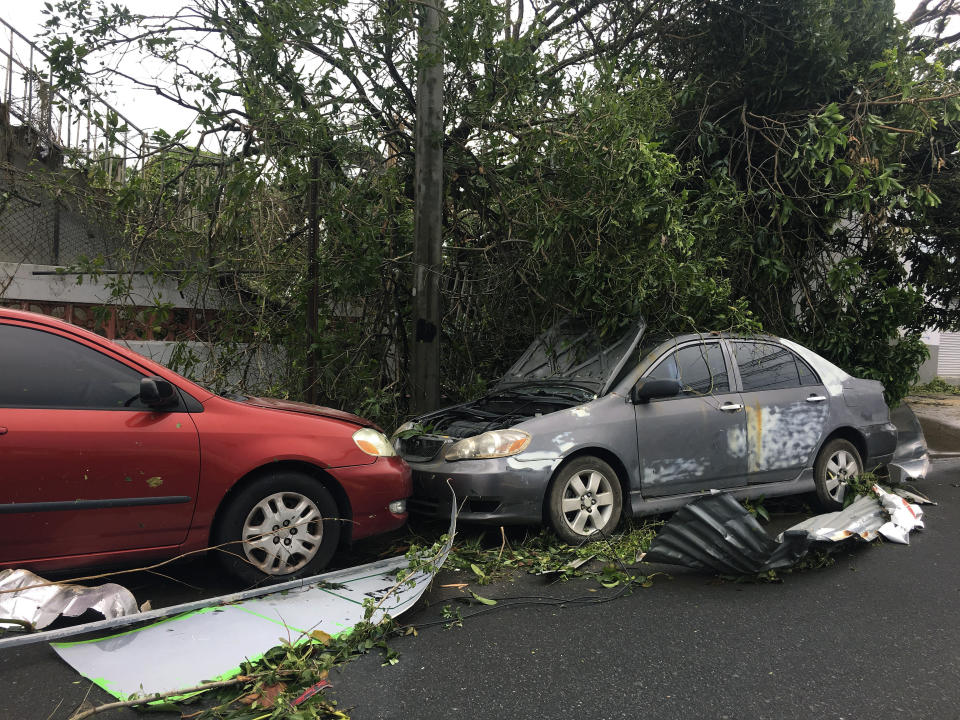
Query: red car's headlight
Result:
<box><xmin>352</xmin><ymin>428</ymin><xmax>397</xmax><ymax>457</ymax></box>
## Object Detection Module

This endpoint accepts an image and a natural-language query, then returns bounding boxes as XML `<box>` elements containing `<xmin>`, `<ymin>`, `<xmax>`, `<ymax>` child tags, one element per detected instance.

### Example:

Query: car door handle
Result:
<box><xmin>806</xmin><ymin>395</ymin><xmax>827</xmax><ymax>403</ymax></box>
<box><xmin>719</xmin><ymin>402</ymin><xmax>743</xmax><ymax>412</ymax></box>
<box><xmin>0</xmin><ymin>427</ymin><xmax>6</xmax><ymax>435</ymax></box>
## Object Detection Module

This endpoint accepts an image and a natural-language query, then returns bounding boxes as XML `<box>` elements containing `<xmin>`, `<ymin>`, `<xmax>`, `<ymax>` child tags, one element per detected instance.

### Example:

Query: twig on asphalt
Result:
<box><xmin>67</xmin><ymin>675</ymin><xmax>252</xmax><ymax>720</ymax></box>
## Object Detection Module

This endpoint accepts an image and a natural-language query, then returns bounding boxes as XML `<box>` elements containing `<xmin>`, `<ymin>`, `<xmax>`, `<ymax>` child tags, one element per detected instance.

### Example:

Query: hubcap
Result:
<box><xmin>824</xmin><ymin>449</ymin><xmax>860</xmax><ymax>503</ymax></box>
<box><xmin>559</xmin><ymin>469</ymin><xmax>615</xmax><ymax>536</ymax></box>
<box><xmin>241</xmin><ymin>492</ymin><xmax>323</xmax><ymax>575</ymax></box>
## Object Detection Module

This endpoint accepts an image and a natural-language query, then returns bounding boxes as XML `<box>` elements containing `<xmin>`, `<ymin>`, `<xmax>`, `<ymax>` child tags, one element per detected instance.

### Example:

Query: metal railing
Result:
<box><xmin>1</xmin><ymin>15</ymin><xmax>150</xmax><ymax>182</ymax></box>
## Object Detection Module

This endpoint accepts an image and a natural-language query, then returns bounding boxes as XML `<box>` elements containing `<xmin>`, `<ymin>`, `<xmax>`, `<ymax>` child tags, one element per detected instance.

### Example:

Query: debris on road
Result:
<box><xmin>893</xmin><ymin>487</ymin><xmax>936</xmax><ymax>506</ymax></box>
<box><xmin>644</xmin><ymin>485</ymin><xmax>929</xmax><ymax>575</ymax></box>
<box><xmin>0</xmin><ymin>569</ymin><xmax>137</xmax><ymax>631</ymax></box>
<box><xmin>50</xmin><ymin>491</ymin><xmax>457</xmax><ymax>702</ymax></box>
<box><xmin>875</xmin><ymin>485</ymin><xmax>925</xmax><ymax>544</ymax></box>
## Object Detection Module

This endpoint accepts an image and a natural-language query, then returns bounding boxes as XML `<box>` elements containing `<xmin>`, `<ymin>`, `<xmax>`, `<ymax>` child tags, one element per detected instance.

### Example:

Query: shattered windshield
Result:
<box><xmin>497</xmin><ymin>317</ymin><xmax>645</xmax><ymax>391</ymax></box>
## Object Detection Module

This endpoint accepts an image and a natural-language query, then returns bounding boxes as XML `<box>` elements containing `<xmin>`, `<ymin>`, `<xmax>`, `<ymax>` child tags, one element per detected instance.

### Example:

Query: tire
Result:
<box><xmin>214</xmin><ymin>471</ymin><xmax>342</xmax><ymax>584</ymax></box>
<box><xmin>547</xmin><ymin>457</ymin><xmax>623</xmax><ymax>544</ymax></box>
<box><xmin>814</xmin><ymin>439</ymin><xmax>863</xmax><ymax>511</ymax></box>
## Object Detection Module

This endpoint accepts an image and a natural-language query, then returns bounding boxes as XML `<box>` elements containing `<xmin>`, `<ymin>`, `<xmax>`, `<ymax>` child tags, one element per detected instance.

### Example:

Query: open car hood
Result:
<box><xmin>496</xmin><ymin>317</ymin><xmax>646</xmax><ymax>395</ymax></box>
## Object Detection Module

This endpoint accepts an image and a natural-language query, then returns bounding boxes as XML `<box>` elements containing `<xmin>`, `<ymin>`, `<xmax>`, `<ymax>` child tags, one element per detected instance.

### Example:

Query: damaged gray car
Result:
<box><xmin>393</xmin><ymin>318</ymin><xmax>929</xmax><ymax>543</ymax></box>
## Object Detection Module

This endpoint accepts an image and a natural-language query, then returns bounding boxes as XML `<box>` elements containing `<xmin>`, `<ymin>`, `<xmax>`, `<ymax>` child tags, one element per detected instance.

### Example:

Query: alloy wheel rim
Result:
<box><xmin>560</xmin><ymin>469</ymin><xmax>615</xmax><ymax>536</ymax></box>
<box><xmin>241</xmin><ymin>492</ymin><xmax>323</xmax><ymax>574</ymax></box>
<box><xmin>824</xmin><ymin>449</ymin><xmax>860</xmax><ymax>503</ymax></box>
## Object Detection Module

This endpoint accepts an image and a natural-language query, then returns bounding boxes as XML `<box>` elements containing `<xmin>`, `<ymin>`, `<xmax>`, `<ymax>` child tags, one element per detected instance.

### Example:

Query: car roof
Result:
<box><xmin>646</xmin><ymin>331</ymin><xmax>786</xmax><ymax>347</ymax></box>
<box><xmin>0</xmin><ymin>307</ymin><xmax>213</xmax><ymax>401</ymax></box>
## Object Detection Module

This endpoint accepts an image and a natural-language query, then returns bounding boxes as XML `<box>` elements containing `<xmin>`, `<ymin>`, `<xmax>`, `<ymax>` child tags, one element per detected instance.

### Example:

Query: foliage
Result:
<box><xmin>742</xmin><ymin>496</ymin><xmax>770</xmax><ymax>522</ymax></box>
<box><xmin>418</xmin><ymin>518</ymin><xmax>663</xmax><ymax>587</ymax></box>
<box><xmin>658</xmin><ymin>0</ymin><xmax>959</xmax><ymax>402</ymax></box>
<box><xmin>28</xmin><ymin>0</ymin><xmax>960</xmax><ymax>426</ymax></box>
<box><xmin>912</xmin><ymin>376</ymin><xmax>960</xmax><ymax>395</ymax></box>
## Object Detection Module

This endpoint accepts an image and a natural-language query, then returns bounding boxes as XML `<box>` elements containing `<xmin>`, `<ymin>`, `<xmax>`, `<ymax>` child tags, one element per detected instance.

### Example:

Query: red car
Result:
<box><xmin>0</xmin><ymin>308</ymin><xmax>411</xmax><ymax>583</ymax></box>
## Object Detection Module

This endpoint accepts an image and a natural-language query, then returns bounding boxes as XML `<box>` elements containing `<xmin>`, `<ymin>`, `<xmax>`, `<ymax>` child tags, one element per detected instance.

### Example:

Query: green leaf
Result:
<box><xmin>470</xmin><ymin>592</ymin><xmax>497</xmax><ymax>605</ymax></box>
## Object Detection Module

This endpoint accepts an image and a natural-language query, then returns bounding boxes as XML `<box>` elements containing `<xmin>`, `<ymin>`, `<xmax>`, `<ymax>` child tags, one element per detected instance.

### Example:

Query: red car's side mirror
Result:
<box><xmin>140</xmin><ymin>377</ymin><xmax>179</xmax><ymax>410</ymax></box>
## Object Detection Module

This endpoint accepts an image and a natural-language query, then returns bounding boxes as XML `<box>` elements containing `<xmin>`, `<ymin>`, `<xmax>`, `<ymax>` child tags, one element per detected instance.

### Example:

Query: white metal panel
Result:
<box><xmin>937</xmin><ymin>331</ymin><xmax>960</xmax><ymax>377</ymax></box>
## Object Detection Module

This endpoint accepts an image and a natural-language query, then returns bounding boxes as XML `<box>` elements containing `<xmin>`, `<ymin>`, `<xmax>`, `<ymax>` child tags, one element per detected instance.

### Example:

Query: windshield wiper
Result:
<box><xmin>487</xmin><ymin>387</ymin><xmax>589</xmax><ymax>403</ymax></box>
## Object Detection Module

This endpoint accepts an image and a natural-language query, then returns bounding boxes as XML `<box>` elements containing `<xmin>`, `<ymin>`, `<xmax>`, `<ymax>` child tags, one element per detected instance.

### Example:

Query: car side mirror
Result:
<box><xmin>140</xmin><ymin>377</ymin><xmax>178</xmax><ymax>410</ymax></box>
<box><xmin>631</xmin><ymin>378</ymin><xmax>683</xmax><ymax>404</ymax></box>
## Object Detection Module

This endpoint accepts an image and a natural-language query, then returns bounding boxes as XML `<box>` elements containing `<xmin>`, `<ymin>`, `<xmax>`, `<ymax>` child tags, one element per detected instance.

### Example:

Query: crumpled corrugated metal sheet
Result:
<box><xmin>644</xmin><ymin>485</ymin><xmax>927</xmax><ymax>575</ymax></box>
<box><xmin>0</xmin><ymin>569</ymin><xmax>138</xmax><ymax>631</ymax></box>
<box><xmin>778</xmin><ymin>495</ymin><xmax>886</xmax><ymax>543</ymax></box>
<box><xmin>642</xmin><ymin>493</ymin><xmax>811</xmax><ymax>574</ymax></box>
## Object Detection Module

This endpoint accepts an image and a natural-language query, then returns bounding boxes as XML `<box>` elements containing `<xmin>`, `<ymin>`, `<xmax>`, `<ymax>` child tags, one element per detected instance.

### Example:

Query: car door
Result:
<box><xmin>0</xmin><ymin>321</ymin><xmax>201</xmax><ymax>563</ymax></box>
<box><xmin>731</xmin><ymin>340</ymin><xmax>829</xmax><ymax>484</ymax></box>
<box><xmin>634</xmin><ymin>341</ymin><xmax>748</xmax><ymax>497</ymax></box>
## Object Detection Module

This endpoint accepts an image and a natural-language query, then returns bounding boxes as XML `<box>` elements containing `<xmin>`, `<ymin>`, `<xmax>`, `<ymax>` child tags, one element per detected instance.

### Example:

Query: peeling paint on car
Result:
<box><xmin>726</xmin><ymin>426</ymin><xmax>747</xmax><ymax>458</ymax></box>
<box><xmin>551</xmin><ymin>431</ymin><xmax>576</xmax><ymax>453</ymax></box>
<box><xmin>745</xmin><ymin>402</ymin><xmax>827</xmax><ymax>472</ymax></box>
<box><xmin>643</xmin><ymin>457</ymin><xmax>709</xmax><ymax>489</ymax></box>
<box><xmin>507</xmin><ymin>456</ymin><xmax>561</xmax><ymax>472</ymax></box>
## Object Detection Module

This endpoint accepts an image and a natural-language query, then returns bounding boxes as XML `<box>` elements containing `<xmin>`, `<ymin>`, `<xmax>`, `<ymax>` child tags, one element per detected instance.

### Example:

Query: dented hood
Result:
<box><xmin>497</xmin><ymin>317</ymin><xmax>646</xmax><ymax>394</ymax></box>
<box><xmin>237</xmin><ymin>396</ymin><xmax>381</xmax><ymax>431</ymax></box>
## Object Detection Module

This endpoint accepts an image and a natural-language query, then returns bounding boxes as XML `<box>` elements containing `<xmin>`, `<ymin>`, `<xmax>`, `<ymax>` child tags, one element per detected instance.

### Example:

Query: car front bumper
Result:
<box><xmin>328</xmin><ymin>456</ymin><xmax>412</xmax><ymax>540</ymax></box>
<box><xmin>407</xmin><ymin>455</ymin><xmax>560</xmax><ymax>525</ymax></box>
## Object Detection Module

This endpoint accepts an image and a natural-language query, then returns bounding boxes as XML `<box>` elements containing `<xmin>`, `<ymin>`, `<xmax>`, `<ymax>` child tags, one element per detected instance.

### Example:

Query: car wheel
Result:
<box><xmin>814</xmin><ymin>439</ymin><xmax>863</xmax><ymax>510</ymax></box>
<box><xmin>547</xmin><ymin>457</ymin><xmax>623</xmax><ymax>544</ymax></box>
<box><xmin>214</xmin><ymin>472</ymin><xmax>342</xmax><ymax>584</ymax></box>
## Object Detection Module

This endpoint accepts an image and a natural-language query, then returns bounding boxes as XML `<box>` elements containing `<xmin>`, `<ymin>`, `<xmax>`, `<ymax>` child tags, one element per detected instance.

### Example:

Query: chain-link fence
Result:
<box><xmin>0</xmin><ymin>163</ymin><xmax>115</xmax><ymax>266</ymax></box>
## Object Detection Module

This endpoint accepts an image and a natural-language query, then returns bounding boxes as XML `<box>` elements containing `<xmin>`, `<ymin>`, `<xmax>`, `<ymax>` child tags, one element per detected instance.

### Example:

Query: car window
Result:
<box><xmin>646</xmin><ymin>343</ymin><xmax>729</xmax><ymax>396</ymax></box>
<box><xmin>734</xmin><ymin>341</ymin><xmax>814</xmax><ymax>392</ymax></box>
<box><xmin>0</xmin><ymin>324</ymin><xmax>147</xmax><ymax>409</ymax></box>
<box><xmin>796</xmin><ymin>356</ymin><xmax>821</xmax><ymax>386</ymax></box>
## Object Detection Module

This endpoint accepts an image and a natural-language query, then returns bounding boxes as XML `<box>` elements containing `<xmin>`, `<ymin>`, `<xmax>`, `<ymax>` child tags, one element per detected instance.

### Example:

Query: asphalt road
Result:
<box><xmin>1</xmin><ymin>460</ymin><xmax>957</xmax><ymax>720</ymax></box>
<box><xmin>330</xmin><ymin>460</ymin><xmax>960</xmax><ymax>720</ymax></box>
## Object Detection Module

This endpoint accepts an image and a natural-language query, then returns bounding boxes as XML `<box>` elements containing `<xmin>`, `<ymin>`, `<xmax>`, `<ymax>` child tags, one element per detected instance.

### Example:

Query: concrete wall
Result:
<box><xmin>917</xmin><ymin>344</ymin><xmax>940</xmax><ymax>385</ymax></box>
<box><xmin>0</xmin><ymin>262</ymin><xmax>197</xmax><ymax>308</ymax></box>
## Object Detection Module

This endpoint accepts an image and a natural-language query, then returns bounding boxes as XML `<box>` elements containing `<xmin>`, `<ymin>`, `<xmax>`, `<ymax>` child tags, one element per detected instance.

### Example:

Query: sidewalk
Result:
<box><xmin>906</xmin><ymin>393</ymin><xmax>960</xmax><ymax>456</ymax></box>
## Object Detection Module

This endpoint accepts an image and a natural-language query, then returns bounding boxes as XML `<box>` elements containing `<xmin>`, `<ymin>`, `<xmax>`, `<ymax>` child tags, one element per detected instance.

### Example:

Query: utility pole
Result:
<box><xmin>305</xmin><ymin>154</ymin><xmax>321</xmax><ymax>404</ymax></box>
<box><xmin>412</xmin><ymin>0</ymin><xmax>443</xmax><ymax>414</ymax></box>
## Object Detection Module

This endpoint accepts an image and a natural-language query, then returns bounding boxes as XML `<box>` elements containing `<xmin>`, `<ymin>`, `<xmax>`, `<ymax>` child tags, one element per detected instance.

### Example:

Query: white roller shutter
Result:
<box><xmin>938</xmin><ymin>331</ymin><xmax>960</xmax><ymax>377</ymax></box>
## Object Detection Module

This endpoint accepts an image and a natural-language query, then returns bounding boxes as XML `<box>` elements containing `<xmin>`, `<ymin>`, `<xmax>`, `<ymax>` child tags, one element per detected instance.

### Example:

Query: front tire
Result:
<box><xmin>547</xmin><ymin>457</ymin><xmax>623</xmax><ymax>544</ymax></box>
<box><xmin>214</xmin><ymin>471</ymin><xmax>342</xmax><ymax>584</ymax></box>
<box><xmin>814</xmin><ymin>439</ymin><xmax>863</xmax><ymax>511</ymax></box>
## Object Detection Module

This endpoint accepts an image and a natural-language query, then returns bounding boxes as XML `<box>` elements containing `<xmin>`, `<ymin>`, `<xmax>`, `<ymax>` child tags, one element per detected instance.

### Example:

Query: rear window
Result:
<box><xmin>733</xmin><ymin>341</ymin><xmax>820</xmax><ymax>392</ymax></box>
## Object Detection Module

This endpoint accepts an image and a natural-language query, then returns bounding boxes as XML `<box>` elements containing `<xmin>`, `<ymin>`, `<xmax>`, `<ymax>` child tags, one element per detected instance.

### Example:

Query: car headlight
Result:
<box><xmin>444</xmin><ymin>430</ymin><xmax>531</xmax><ymax>461</ymax></box>
<box><xmin>353</xmin><ymin>428</ymin><xmax>397</xmax><ymax>457</ymax></box>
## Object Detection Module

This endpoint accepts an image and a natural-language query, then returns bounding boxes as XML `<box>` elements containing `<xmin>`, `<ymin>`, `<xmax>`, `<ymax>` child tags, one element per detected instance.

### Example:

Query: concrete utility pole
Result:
<box><xmin>411</xmin><ymin>0</ymin><xmax>443</xmax><ymax>414</ymax></box>
<box><xmin>305</xmin><ymin>155</ymin><xmax>321</xmax><ymax>404</ymax></box>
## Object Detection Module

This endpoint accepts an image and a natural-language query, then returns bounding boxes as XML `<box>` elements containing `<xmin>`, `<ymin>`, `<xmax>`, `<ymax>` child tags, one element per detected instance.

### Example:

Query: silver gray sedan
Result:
<box><xmin>394</xmin><ymin>319</ymin><xmax>927</xmax><ymax>543</ymax></box>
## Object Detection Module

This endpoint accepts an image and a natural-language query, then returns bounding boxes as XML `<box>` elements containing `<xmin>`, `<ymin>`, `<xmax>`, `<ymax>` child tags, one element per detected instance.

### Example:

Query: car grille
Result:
<box><xmin>395</xmin><ymin>436</ymin><xmax>447</xmax><ymax>463</ymax></box>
